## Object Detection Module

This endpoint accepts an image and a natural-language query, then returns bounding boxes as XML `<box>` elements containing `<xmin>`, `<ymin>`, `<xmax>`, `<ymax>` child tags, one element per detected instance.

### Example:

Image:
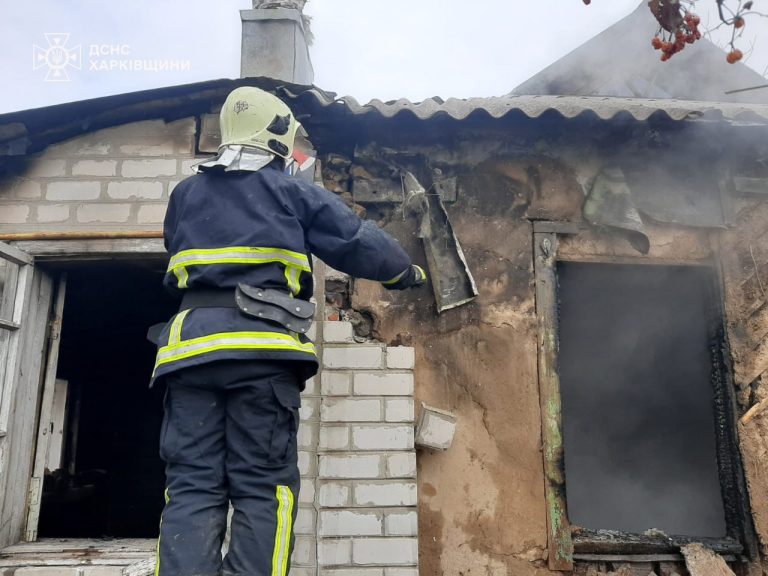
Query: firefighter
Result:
<box><xmin>150</xmin><ymin>86</ymin><xmax>425</xmax><ymax>576</ymax></box>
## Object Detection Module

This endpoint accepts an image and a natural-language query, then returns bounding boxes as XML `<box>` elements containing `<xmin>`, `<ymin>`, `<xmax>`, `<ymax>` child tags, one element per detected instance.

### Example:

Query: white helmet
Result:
<box><xmin>219</xmin><ymin>86</ymin><xmax>301</xmax><ymax>160</ymax></box>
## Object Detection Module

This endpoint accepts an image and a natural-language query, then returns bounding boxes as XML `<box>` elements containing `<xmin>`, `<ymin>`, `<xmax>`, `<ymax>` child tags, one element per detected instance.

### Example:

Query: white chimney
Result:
<box><xmin>240</xmin><ymin>1</ymin><xmax>314</xmax><ymax>84</ymax></box>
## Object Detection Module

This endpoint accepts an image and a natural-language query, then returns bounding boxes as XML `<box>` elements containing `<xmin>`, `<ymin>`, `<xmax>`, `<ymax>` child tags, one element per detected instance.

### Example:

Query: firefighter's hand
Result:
<box><xmin>410</xmin><ymin>265</ymin><xmax>427</xmax><ymax>288</ymax></box>
<box><xmin>385</xmin><ymin>265</ymin><xmax>427</xmax><ymax>290</ymax></box>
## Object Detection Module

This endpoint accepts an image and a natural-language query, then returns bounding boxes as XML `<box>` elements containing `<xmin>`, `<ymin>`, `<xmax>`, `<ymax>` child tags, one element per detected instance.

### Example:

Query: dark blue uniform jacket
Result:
<box><xmin>151</xmin><ymin>163</ymin><xmax>411</xmax><ymax>382</ymax></box>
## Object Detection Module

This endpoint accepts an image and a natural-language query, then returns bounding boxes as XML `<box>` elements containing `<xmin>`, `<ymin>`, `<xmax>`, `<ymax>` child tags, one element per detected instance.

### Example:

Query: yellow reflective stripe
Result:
<box><xmin>169</xmin><ymin>310</ymin><xmax>190</xmax><ymax>345</ymax></box>
<box><xmin>382</xmin><ymin>267</ymin><xmax>408</xmax><ymax>285</ymax></box>
<box><xmin>169</xmin><ymin>247</ymin><xmax>310</xmax><ymax>271</ymax></box>
<box><xmin>284</xmin><ymin>265</ymin><xmax>303</xmax><ymax>296</ymax></box>
<box><xmin>271</xmin><ymin>485</ymin><xmax>294</xmax><ymax>576</ymax></box>
<box><xmin>173</xmin><ymin>266</ymin><xmax>189</xmax><ymax>290</ymax></box>
<box><xmin>154</xmin><ymin>331</ymin><xmax>315</xmax><ymax>369</ymax></box>
<box><xmin>155</xmin><ymin>488</ymin><xmax>170</xmax><ymax>576</ymax></box>
<box><xmin>168</xmin><ymin>247</ymin><xmax>310</xmax><ymax>292</ymax></box>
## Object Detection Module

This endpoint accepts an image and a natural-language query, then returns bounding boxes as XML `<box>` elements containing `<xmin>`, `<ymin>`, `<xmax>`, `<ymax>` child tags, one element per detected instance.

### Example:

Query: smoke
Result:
<box><xmin>557</xmin><ymin>262</ymin><xmax>727</xmax><ymax>537</ymax></box>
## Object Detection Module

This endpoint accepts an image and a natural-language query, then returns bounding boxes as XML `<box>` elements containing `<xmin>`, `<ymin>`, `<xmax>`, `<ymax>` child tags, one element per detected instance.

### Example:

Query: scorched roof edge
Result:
<box><xmin>1</xmin><ymin>77</ymin><xmax>767</xmax><ymax>156</ymax></box>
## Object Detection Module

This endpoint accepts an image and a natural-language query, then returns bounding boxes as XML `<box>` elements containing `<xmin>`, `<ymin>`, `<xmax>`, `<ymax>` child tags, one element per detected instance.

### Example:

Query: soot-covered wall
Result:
<box><xmin>319</xmin><ymin>115</ymin><xmax>768</xmax><ymax>576</ymax></box>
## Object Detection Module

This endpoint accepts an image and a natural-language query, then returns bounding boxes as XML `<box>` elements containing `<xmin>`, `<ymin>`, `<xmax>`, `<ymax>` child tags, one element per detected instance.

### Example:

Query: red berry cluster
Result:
<box><xmin>726</xmin><ymin>48</ymin><xmax>743</xmax><ymax>63</ymax></box>
<box><xmin>652</xmin><ymin>12</ymin><xmax>701</xmax><ymax>61</ymax></box>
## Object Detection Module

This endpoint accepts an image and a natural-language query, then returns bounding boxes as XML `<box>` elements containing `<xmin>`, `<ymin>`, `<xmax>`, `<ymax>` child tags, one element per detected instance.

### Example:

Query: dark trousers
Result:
<box><xmin>156</xmin><ymin>361</ymin><xmax>302</xmax><ymax>576</ymax></box>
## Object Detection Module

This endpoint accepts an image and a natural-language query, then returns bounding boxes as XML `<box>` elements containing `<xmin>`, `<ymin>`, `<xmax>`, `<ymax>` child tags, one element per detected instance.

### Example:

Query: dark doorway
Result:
<box><xmin>38</xmin><ymin>260</ymin><xmax>178</xmax><ymax>538</ymax></box>
<box><xmin>557</xmin><ymin>262</ymin><xmax>727</xmax><ymax>538</ymax></box>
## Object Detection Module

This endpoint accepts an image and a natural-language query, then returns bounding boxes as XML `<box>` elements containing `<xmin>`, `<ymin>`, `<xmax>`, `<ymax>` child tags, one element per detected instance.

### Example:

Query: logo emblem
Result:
<box><xmin>234</xmin><ymin>100</ymin><xmax>250</xmax><ymax>114</ymax></box>
<box><xmin>33</xmin><ymin>33</ymin><xmax>82</xmax><ymax>82</ymax></box>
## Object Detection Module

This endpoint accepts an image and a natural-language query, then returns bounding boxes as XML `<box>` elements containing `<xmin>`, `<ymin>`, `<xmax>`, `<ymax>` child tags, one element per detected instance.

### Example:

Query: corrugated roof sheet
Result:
<box><xmin>289</xmin><ymin>90</ymin><xmax>768</xmax><ymax>123</ymax></box>
<box><xmin>1</xmin><ymin>78</ymin><xmax>767</xmax><ymax>157</ymax></box>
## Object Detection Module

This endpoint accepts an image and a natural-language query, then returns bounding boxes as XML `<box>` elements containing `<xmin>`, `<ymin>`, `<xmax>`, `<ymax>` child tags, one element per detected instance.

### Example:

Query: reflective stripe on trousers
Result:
<box><xmin>271</xmin><ymin>486</ymin><xmax>295</xmax><ymax>576</ymax></box>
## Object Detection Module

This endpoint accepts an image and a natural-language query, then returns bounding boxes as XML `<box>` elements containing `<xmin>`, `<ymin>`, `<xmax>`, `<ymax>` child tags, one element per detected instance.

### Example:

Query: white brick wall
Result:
<box><xmin>72</xmin><ymin>159</ymin><xmax>117</xmax><ymax>177</ymax></box>
<box><xmin>121</xmin><ymin>159</ymin><xmax>177</xmax><ymax>178</ymax></box>
<box><xmin>77</xmin><ymin>204</ymin><xmax>131</xmax><ymax>223</ymax></box>
<box><xmin>321</xmin><ymin>569</ymin><xmax>383</xmax><ymax>576</ymax></box>
<box><xmin>36</xmin><ymin>204</ymin><xmax>70</xmax><ymax>223</ymax></box>
<box><xmin>385</xmin><ymin>511</ymin><xmax>418</xmax><ymax>536</ymax></box>
<box><xmin>322</xmin><ymin>372</ymin><xmax>352</xmax><ymax>396</ymax></box>
<box><xmin>0</xmin><ymin>205</ymin><xmax>30</xmax><ymax>224</ymax></box>
<box><xmin>354</xmin><ymin>373</ymin><xmax>414</xmax><ymax>396</ymax></box>
<box><xmin>320</xmin><ymin>510</ymin><xmax>382</xmax><ymax>536</ymax></box>
<box><xmin>351</xmin><ymin>426</ymin><xmax>414</xmax><ymax>451</ymax></box>
<box><xmin>46</xmin><ymin>181</ymin><xmax>101</xmax><ymax>201</ymax></box>
<box><xmin>107</xmin><ymin>181</ymin><xmax>163</xmax><ymax>200</ymax></box>
<box><xmin>384</xmin><ymin>568</ymin><xmax>419</xmax><ymax>576</ymax></box>
<box><xmin>323</xmin><ymin>346</ymin><xmax>384</xmax><ymax>369</ymax></box>
<box><xmin>319</xmin><ymin>454</ymin><xmax>383</xmax><ymax>479</ymax></box>
<box><xmin>137</xmin><ymin>204</ymin><xmax>167</xmax><ymax>224</ymax></box>
<box><xmin>353</xmin><ymin>482</ymin><xmax>417</xmax><ymax>507</ymax></box>
<box><xmin>322</xmin><ymin>398</ymin><xmax>382</xmax><ymax>422</ymax></box>
<box><xmin>318</xmin><ymin>539</ymin><xmax>352</xmax><ymax>566</ymax></box>
<box><xmin>26</xmin><ymin>158</ymin><xmax>66</xmax><ymax>178</ymax></box>
<box><xmin>317</xmin><ymin>321</ymin><xmax>418</xmax><ymax>574</ymax></box>
<box><xmin>352</xmin><ymin>538</ymin><xmax>418</xmax><ymax>566</ymax></box>
<box><xmin>0</xmin><ymin>117</ymin><xmax>195</xmax><ymax>233</ymax></box>
<box><xmin>386</xmin><ymin>453</ymin><xmax>417</xmax><ymax>479</ymax></box>
<box><xmin>385</xmin><ymin>399</ymin><xmax>414</xmax><ymax>423</ymax></box>
<box><xmin>7</xmin><ymin>180</ymin><xmax>42</xmax><ymax>199</ymax></box>
<box><xmin>323</xmin><ymin>321</ymin><xmax>356</xmax><ymax>343</ymax></box>
<box><xmin>319</xmin><ymin>482</ymin><xmax>351</xmax><ymax>507</ymax></box>
<box><xmin>386</xmin><ymin>347</ymin><xmax>415</xmax><ymax>370</ymax></box>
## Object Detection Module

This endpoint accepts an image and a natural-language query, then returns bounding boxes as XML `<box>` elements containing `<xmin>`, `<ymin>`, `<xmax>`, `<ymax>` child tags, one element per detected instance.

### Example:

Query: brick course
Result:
<box><xmin>323</xmin><ymin>346</ymin><xmax>384</xmax><ymax>369</ymax></box>
<box><xmin>317</xmin><ymin>324</ymin><xmax>418</xmax><ymax>574</ymax></box>
<box><xmin>107</xmin><ymin>181</ymin><xmax>163</xmax><ymax>200</ymax></box>
<box><xmin>352</xmin><ymin>538</ymin><xmax>418</xmax><ymax>566</ymax></box>
<box><xmin>72</xmin><ymin>160</ymin><xmax>117</xmax><ymax>177</ymax></box>
<box><xmin>46</xmin><ymin>181</ymin><xmax>101</xmax><ymax>201</ymax></box>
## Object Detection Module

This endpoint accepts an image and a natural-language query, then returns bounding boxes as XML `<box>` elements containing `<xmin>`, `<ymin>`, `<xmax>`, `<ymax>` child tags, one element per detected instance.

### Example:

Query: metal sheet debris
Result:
<box><xmin>583</xmin><ymin>167</ymin><xmax>650</xmax><ymax>254</ymax></box>
<box><xmin>403</xmin><ymin>172</ymin><xmax>477</xmax><ymax>312</ymax></box>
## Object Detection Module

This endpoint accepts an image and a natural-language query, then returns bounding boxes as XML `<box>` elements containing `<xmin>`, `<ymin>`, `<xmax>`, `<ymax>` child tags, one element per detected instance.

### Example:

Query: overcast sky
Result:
<box><xmin>2</xmin><ymin>0</ymin><xmax>766</xmax><ymax>114</ymax></box>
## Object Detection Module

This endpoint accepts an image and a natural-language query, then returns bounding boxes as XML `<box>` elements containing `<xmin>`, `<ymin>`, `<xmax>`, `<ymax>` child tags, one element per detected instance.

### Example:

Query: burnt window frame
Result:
<box><xmin>531</xmin><ymin>223</ymin><xmax>758</xmax><ymax>571</ymax></box>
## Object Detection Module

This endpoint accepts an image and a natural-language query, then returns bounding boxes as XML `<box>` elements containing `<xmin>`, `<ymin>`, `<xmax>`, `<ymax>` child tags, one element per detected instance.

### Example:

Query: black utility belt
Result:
<box><xmin>180</xmin><ymin>284</ymin><xmax>315</xmax><ymax>334</ymax></box>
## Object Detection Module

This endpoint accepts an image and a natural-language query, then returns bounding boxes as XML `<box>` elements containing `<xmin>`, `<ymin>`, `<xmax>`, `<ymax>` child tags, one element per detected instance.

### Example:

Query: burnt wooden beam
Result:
<box><xmin>572</xmin><ymin>528</ymin><xmax>743</xmax><ymax>556</ymax></box>
<box><xmin>532</xmin><ymin>220</ymin><xmax>583</xmax><ymax>235</ymax></box>
<box><xmin>533</xmin><ymin>230</ymin><xmax>574</xmax><ymax>571</ymax></box>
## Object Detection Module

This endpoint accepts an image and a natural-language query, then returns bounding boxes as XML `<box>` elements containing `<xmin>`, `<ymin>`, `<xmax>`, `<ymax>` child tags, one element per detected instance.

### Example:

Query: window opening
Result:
<box><xmin>36</xmin><ymin>260</ymin><xmax>177</xmax><ymax>538</ymax></box>
<box><xmin>556</xmin><ymin>262</ymin><xmax>726</xmax><ymax>537</ymax></box>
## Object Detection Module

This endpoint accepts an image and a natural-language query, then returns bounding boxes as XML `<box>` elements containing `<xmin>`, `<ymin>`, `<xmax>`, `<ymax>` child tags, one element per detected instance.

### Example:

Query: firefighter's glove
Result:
<box><xmin>384</xmin><ymin>264</ymin><xmax>427</xmax><ymax>290</ymax></box>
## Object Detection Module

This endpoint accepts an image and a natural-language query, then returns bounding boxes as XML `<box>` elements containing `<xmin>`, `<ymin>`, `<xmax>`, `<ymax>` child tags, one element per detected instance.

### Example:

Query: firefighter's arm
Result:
<box><xmin>296</xmin><ymin>182</ymin><xmax>426</xmax><ymax>290</ymax></box>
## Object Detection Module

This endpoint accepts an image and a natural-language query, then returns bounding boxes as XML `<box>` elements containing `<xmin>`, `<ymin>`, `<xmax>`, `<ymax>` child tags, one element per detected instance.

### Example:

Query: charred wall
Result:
<box><xmin>318</xmin><ymin>114</ymin><xmax>768</xmax><ymax>576</ymax></box>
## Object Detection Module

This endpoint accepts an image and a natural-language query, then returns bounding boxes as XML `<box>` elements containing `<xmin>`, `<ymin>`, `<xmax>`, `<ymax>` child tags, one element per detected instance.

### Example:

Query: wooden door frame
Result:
<box><xmin>0</xmin><ymin>241</ymin><xmax>53</xmax><ymax>548</ymax></box>
<box><xmin>25</xmin><ymin>275</ymin><xmax>67</xmax><ymax>542</ymax></box>
<box><xmin>2</xmin><ymin>239</ymin><xmax>166</xmax><ymax>547</ymax></box>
